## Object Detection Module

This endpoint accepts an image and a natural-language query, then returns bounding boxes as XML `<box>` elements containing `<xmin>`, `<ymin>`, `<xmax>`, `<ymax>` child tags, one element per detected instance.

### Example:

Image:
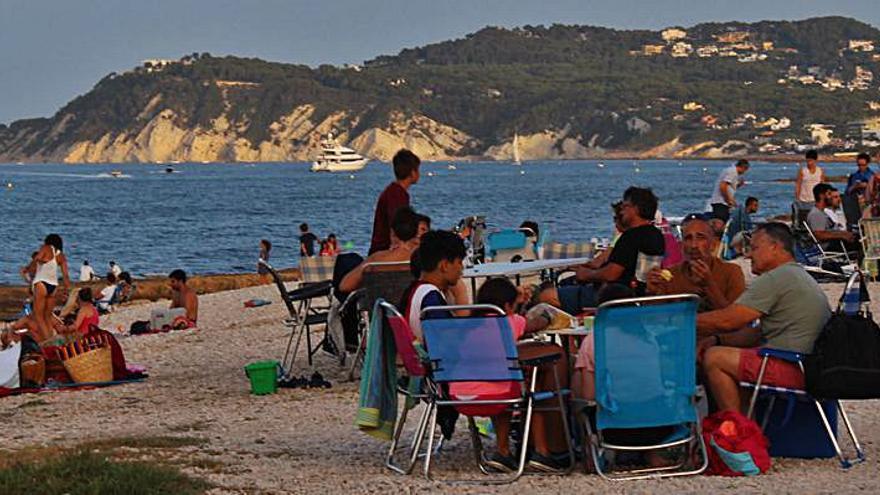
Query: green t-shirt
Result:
<box><xmin>735</xmin><ymin>262</ymin><xmax>831</xmax><ymax>354</ymax></box>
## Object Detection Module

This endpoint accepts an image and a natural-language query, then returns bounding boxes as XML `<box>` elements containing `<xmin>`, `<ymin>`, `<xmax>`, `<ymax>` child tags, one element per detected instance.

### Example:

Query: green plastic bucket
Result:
<box><xmin>244</xmin><ymin>360</ymin><xmax>279</xmax><ymax>395</ymax></box>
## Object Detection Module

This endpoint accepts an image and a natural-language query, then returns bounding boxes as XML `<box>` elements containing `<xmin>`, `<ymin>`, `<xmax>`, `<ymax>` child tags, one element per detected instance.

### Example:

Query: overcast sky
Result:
<box><xmin>1</xmin><ymin>0</ymin><xmax>878</xmax><ymax>124</ymax></box>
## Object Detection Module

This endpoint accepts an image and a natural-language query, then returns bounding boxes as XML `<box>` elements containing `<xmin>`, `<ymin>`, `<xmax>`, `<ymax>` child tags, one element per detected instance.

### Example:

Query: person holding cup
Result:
<box><xmin>647</xmin><ymin>215</ymin><xmax>745</xmax><ymax>312</ymax></box>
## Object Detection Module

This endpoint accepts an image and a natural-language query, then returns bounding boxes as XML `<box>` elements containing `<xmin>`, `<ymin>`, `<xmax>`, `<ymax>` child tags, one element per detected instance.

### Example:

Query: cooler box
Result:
<box><xmin>753</xmin><ymin>394</ymin><xmax>838</xmax><ymax>458</ymax></box>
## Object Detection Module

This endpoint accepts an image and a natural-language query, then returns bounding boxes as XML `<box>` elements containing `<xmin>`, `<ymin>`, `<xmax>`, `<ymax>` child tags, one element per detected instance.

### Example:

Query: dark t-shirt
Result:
<box><xmin>607</xmin><ymin>224</ymin><xmax>665</xmax><ymax>284</ymax></box>
<box><xmin>369</xmin><ymin>182</ymin><xmax>410</xmax><ymax>254</ymax></box>
<box><xmin>299</xmin><ymin>232</ymin><xmax>318</xmax><ymax>257</ymax></box>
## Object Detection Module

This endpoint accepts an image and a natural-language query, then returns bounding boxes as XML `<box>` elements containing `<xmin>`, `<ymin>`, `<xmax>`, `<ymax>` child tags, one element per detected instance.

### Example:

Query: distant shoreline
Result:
<box><xmin>0</xmin><ymin>154</ymin><xmax>863</xmax><ymax>165</ymax></box>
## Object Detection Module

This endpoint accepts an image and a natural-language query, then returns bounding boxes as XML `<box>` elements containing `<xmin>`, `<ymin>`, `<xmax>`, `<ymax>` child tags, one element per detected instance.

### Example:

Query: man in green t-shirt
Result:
<box><xmin>696</xmin><ymin>223</ymin><xmax>831</xmax><ymax>412</ymax></box>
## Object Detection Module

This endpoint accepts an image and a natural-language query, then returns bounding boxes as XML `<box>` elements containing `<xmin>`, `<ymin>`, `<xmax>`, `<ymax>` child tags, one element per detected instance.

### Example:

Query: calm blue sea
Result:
<box><xmin>0</xmin><ymin>160</ymin><xmax>856</xmax><ymax>284</ymax></box>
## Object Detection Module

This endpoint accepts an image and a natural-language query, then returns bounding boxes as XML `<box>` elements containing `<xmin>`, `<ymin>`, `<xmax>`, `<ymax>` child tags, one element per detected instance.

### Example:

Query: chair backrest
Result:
<box><xmin>300</xmin><ymin>256</ymin><xmax>336</xmax><ymax>283</ymax></box>
<box><xmin>377</xmin><ymin>300</ymin><xmax>425</xmax><ymax>377</ymax></box>
<box><xmin>543</xmin><ymin>241</ymin><xmax>595</xmax><ymax>260</ymax></box>
<box><xmin>260</xmin><ymin>259</ymin><xmax>298</xmax><ymax>316</ymax></box>
<box><xmin>362</xmin><ymin>262</ymin><xmax>413</xmax><ymax>310</ymax></box>
<box><xmin>487</xmin><ymin>230</ymin><xmax>526</xmax><ymax>253</ymax></box>
<box><xmin>593</xmin><ymin>294</ymin><xmax>699</xmax><ymax>431</ymax></box>
<box><xmin>420</xmin><ymin>306</ymin><xmax>523</xmax><ymax>384</ymax></box>
<box><xmin>860</xmin><ymin>218</ymin><xmax>880</xmax><ymax>261</ymax></box>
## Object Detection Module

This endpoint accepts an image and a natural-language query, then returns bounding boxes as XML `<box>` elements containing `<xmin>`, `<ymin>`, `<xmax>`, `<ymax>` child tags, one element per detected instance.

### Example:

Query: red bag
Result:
<box><xmin>702</xmin><ymin>410</ymin><xmax>771</xmax><ymax>476</ymax></box>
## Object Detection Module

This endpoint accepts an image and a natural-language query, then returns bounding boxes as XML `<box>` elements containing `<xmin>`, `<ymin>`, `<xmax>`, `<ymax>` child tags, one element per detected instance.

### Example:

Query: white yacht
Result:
<box><xmin>311</xmin><ymin>134</ymin><xmax>367</xmax><ymax>172</ymax></box>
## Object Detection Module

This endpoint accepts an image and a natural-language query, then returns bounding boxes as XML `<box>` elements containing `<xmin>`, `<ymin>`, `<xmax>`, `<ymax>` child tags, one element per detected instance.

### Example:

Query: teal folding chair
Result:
<box><xmin>585</xmin><ymin>294</ymin><xmax>708</xmax><ymax>480</ymax></box>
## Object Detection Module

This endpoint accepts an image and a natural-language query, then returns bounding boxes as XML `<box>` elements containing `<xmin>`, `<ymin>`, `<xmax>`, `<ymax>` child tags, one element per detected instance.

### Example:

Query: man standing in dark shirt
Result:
<box><xmin>299</xmin><ymin>223</ymin><xmax>318</xmax><ymax>257</ymax></box>
<box><xmin>369</xmin><ymin>149</ymin><xmax>421</xmax><ymax>254</ymax></box>
<box><xmin>574</xmin><ymin>186</ymin><xmax>665</xmax><ymax>291</ymax></box>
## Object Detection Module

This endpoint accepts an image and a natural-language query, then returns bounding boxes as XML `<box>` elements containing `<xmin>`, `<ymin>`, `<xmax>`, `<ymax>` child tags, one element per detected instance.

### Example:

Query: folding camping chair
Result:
<box><xmin>794</xmin><ymin>226</ymin><xmax>854</xmax><ymax>281</ymax></box>
<box><xmin>486</xmin><ymin>229</ymin><xmax>535</xmax><ymax>263</ymax></box>
<box><xmin>345</xmin><ymin>261</ymin><xmax>414</xmax><ymax>381</ymax></box>
<box><xmin>859</xmin><ymin>218</ymin><xmax>880</xmax><ymax>278</ymax></box>
<box><xmin>542</xmin><ymin>241</ymin><xmax>595</xmax><ymax>261</ymax></box>
<box><xmin>260</xmin><ymin>259</ymin><xmax>333</xmax><ymax>376</ymax></box>
<box><xmin>419</xmin><ymin>304</ymin><xmax>574</xmax><ymax>483</ymax></box>
<box><xmin>742</xmin><ymin>271</ymin><xmax>866</xmax><ymax>469</ymax></box>
<box><xmin>583</xmin><ymin>294</ymin><xmax>708</xmax><ymax>480</ymax></box>
<box><xmin>376</xmin><ymin>300</ymin><xmax>435</xmax><ymax>475</ymax></box>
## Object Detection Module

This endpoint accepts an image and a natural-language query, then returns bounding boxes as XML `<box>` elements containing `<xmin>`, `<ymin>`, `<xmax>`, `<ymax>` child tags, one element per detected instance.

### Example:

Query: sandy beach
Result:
<box><xmin>1</xmin><ymin>280</ymin><xmax>877</xmax><ymax>494</ymax></box>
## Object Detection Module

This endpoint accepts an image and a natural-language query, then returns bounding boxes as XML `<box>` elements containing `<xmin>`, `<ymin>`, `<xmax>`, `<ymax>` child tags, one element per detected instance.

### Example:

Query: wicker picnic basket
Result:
<box><xmin>58</xmin><ymin>334</ymin><xmax>113</xmax><ymax>383</ymax></box>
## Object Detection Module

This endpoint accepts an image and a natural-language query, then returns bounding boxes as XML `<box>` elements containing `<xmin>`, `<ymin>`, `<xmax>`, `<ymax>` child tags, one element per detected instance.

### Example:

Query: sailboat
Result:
<box><xmin>512</xmin><ymin>133</ymin><xmax>522</xmax><ymax>165</ymax></box>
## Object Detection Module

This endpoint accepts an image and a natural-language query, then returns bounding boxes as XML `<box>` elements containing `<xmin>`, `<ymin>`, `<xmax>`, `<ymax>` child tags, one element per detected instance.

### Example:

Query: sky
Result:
<box><xmin>1</xmin><ymin>0</ymin><xmax>879</xmax><ymax>124</ymax></box>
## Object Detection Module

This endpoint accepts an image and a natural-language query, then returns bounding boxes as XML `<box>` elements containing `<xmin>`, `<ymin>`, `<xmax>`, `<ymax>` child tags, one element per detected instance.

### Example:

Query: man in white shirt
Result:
<box><xmin>79</xmin><ymin>260</ymin><xmax>96</xmax><ymax>282</ymax></box>
<box><xmin>823</xmin><ymin>188</ymin><xmax>847</xmax><ymax>231</ymax></box>
<box><xmin>96</xmin><ymin>272</ymin><xmax>119</xmax><ymax>312</ymax></box>
<box><xmin>706</xmin><ymin>159</ymin><xmax>750</xmax><ymax>222</ymax></box>
<box><xmin>109</xmin><ymin>261</ymin><xmax>122</xmax><ymax>278</ymax></box>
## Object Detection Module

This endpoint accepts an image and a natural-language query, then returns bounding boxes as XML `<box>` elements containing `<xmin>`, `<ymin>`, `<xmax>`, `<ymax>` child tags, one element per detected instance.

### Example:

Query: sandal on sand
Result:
<box><xmin>308</xmin><ymin>371</ymin><xmax>332</xmax><ymax>389</ymax></box>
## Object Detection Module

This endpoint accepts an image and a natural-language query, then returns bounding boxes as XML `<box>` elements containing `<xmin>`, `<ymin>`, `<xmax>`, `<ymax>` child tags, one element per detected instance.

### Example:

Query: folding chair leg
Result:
<box><xmin>746</xmin><ymin>357</ymin><xmax>770</xmax><ymax>419</ymax></box>
<box><xmin>345</xmin><ymin>336</ymin><xmax>366</xmax><ymax>382</ymax></box>
<box><xmin>813</xmin><ymin>399</ymin><xmax>851</xmax><ymax>468</ymax></box>
<box><xmin>386</xmin><ymin>401</ymin><xmax>432</xmax><ymax>475</ymax></box>
<box><xmin>423</xmin><ymin>403</ymin><xmax>439</xmax><ymax>481</ymax></box>
<box><xmin>550</xmin><ymin>365</ymin><xmax>575</xmax><ymax>475</ymax></box>
<box><xmin>836</xmin><ymin>400</ymin><xmax>866</xmax><ymax>465</ymax></box>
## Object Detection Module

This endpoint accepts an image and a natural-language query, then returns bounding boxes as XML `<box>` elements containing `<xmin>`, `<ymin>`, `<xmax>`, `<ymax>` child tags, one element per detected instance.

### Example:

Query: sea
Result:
<box><xmin>0</xmin><ymin>160</ymin><xmax>857</xmax><ymax>284</ymax></box>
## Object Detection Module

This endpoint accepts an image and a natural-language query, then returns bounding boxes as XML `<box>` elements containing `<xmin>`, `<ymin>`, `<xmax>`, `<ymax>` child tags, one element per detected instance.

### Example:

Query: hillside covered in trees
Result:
<box><xmin>1</xmin><ymin>16</ymin><xmax>879</xmax><ymax>163</ymax></box>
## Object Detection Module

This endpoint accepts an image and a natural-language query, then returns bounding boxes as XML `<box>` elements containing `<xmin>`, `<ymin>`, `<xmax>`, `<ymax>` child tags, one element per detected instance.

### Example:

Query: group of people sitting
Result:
<box><xmin>340</xmin><ymin>148</ymin><xmax>834</xmax><ymax>472</ymax></box>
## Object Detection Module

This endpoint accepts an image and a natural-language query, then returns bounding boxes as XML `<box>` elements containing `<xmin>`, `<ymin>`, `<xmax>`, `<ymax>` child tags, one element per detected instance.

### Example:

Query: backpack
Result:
<box><xmin>702</xmin><ymin>410</ymin><xmax>771</xmax><ymax>476</ymax></box>
<box><xmin>804</xmin><ymin>270</ymin><xmax>880</xmax><ymax>399</ymax></box>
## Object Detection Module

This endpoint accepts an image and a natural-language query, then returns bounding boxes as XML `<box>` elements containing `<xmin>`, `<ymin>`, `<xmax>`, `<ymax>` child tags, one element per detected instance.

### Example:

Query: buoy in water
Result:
<box><xmin>597</xmin><ymin>162</ymin><xmax>605</xmax><ymax>168</ymax></box>
<box><xmin>427</xmin><ymin>172</ymin><xmax>434</xmax><ymax>177</ymax></box>
<box><xmin>520</xmin><ymin>170</ymin><xmax>525</xmax><ymax>175</ymax></box>
<box><xmin>702</xmin><ymin>167</ymin><xmax>708</xmax><ymax>172</ymax></box>
<box><xmin>348</xmin><ymin>174</ymin><xmax>355</xmax><ymax>179</ymax></box>
<box><xmin>6</xmin><ymin>182</ymin><xmax>12</xmax><ymax>189</ymax></box>
<box><xmin>634</xmin><ymin>167</ymin><xmax>641</xmax><ymax>173</ymax></box>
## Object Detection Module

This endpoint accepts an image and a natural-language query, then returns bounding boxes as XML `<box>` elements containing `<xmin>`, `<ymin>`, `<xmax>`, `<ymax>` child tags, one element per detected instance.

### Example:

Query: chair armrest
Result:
<box><xmin>519</xmin><ymin>351</ymin><xmax>562</xmax><ymax>367</ymax></box>
<box><xmin>758</xmin><ymin>348</ymin><xmax>805</xmax><ymax>363</ymax></box>
<box><xmin>287</xmin><ymin>280</ymin><xmax>332</xmax><ymax>301</ymax></box>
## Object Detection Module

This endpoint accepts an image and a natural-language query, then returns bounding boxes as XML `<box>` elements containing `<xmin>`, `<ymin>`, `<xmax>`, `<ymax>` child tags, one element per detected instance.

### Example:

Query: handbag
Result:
<box><xmin>804</xmin><ymin>270</ymin><xmax>880</xmax><ymax>399</ymax></box>
<box><xmin>702</xmin><ymin>410</ymin><xmax>770</xmax><ymax>476</ymax></box>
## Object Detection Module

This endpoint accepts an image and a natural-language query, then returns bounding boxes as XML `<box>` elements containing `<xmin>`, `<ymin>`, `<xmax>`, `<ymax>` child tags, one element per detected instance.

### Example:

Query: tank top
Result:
<box><xmin>32</xmin><ymin>247</ymin><xmax>59</xmax><ymax>287</ymax></box>
<box><xmin>77</xmin><ymin>307</ymin><xmax>100</xmax><ymax>335</ymax></box>
<box><xmin>798</xmin><ymin>166</ymin><xmax>823</xmax><ymax>202</ymax></box>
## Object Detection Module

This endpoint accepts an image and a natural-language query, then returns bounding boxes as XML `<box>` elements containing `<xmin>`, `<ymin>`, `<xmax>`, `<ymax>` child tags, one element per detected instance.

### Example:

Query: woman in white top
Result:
<box><xmin>28</xmin><ymin>234</ymin><xmax>71</xmax><ymax>343</ymax></box>
<box><xmin>795</xmin><ymin>151</ymin><xmax>826</xmax><ymax>208</ymax></box>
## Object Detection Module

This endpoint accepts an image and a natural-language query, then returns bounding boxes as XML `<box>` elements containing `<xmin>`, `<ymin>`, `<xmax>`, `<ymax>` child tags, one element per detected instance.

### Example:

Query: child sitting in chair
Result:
<box><xmin>451</xmin><ymin>278</ymin><xmax>572</xmax><ymax>473</ymax></box>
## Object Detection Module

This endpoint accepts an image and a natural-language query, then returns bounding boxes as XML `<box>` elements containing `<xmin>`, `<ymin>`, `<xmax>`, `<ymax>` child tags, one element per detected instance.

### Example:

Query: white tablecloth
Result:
<box><xmin>463</xmin><ymin>257</ymin><xmax>591</xmax><ymax>279</ymax></box>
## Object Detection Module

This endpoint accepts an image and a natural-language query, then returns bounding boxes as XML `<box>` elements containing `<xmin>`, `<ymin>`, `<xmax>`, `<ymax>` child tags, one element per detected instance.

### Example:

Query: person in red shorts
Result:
<box><xmin>696</xmin><ymin>223</ymin><xmax>831</xmax><ymax>412</ymax></box>
<box><xmin>368</xmin><ymin>149</ymin><xmax>420</xmax><ymax>254</ymax></box>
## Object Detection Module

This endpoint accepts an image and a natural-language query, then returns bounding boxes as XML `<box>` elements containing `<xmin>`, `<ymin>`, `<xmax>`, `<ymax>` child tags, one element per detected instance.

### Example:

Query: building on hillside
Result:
<box><xmin>142</xmin><ymin>59</ymin><xmax>175</xmax><ymax>73</ymax></box>
<box><xmin>696</xmin><ymin>45</ymin><xmax>719</xmax><ymax>57</ymax></box>
<box><xmin>661</xmin><ymin>28</ymin><xmax>687</xmax><ymax>42</ymax></box>
<box><xmin>715</xmin><ymin>31</ymin><xmax>750</xmax><ymax>44</ymax></box>
<box><xmin>823</xmin><ymin>77</ymin><xmax>845</xmax><ymax>91</ymax></box>
<box><xmin>849</xmin><ymin>40</ymin><xmax>875</xmax><ymax>52</ymax></box>
<box><xmin>771</xmin><ymin>117</ymin><xmax>791</xmax><ymax>131</ymax></box>
<box><xmin>848</xmin><ymin>117</ymin><xmax>880</xmax><ymax>144</ymax></box>
<box><xmin>849</xmin><ymin>66</ymin><xmax>874</xmax><ymax>91</ymax></box>
<box><xmin>807</xmin><ymin>124</ymin><xmax>834</xmax><ymax>146</ymax></box>
<box><xmin>761</xmin><ymin>41</ymin><xmax>775</xmax><ymax>51</ymax></box>
<box><xmin>683</xmin><ymin>101</ymin><xmax>704</xmax><ymax>111</ymax></box>
<box><xmin>671</xmin><ymin>42</ymin><xmax>693</xmax><ymax>58</ymax></box>
<box><xmin>701</xmin><ymin>115</ymin><xmax>719</xmax><ymax>128</ymax></box>
<box><xmin>868</xmin><ymin>101</ymin><xmax>880</xmax><ymax>111</ymax></box>
<box><xmin>642</xmin><ymin>44</ymin><xmax>665</xmax><ymax>56</ymax></box>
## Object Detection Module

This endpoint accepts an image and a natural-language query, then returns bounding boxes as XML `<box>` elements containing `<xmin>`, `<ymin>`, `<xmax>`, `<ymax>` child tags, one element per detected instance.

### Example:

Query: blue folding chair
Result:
<box><xmin>419</xmin><ymin>304</ymin><xmax>573</xmax><ymax>483</ymax></box>
<box><xmin>486</xmin><ymin>229</ymin><xmax>533</xmax><ymax>262</ymax></box>
<box><xmin>742</xmin><ymin>271</ymin><xmax>866</xmax><ymax>468</ymax></box>
<box><xmin>586</xmin><ymin>294</ymin><xmax>708</xmax><ymax>480</ymax></box>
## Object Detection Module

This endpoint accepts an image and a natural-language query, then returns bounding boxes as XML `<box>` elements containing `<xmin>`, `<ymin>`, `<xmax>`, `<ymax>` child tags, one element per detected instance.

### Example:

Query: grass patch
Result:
<box><xmin>0</xmin><ymin>450</ymin><xmax>210</xmax><ymax>494</ymax></box>
<box><xmin>81</xmin><ymin>435</ymin><xmax>206</xmax><ymax>451</ymax></box>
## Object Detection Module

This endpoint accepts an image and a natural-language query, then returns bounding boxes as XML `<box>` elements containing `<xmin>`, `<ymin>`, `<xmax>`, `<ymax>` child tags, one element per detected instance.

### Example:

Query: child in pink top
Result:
<box><xmin>449</xmin><ymin>278</ymin><xmax>568</xmax><ymax>472</ymax></box>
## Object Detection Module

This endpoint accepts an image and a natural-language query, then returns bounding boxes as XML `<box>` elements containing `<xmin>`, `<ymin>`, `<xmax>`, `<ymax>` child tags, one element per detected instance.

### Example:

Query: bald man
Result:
<box><xmin>647</xmin><ymin>216</ymin><xmax>745</xmax><ymax>312</ymax></box>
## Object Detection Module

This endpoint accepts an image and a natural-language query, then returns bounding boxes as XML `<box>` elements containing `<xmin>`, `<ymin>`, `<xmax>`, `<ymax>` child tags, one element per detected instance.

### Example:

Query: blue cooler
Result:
<box><xmin>753</xmin><ymin>394</ymin><xmax>838</xmax><ymax>458</ymax></box>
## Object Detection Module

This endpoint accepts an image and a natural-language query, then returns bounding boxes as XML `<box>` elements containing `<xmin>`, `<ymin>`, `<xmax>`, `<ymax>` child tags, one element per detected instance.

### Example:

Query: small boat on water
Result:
<box><xmin>165</xmin><ymin>166</ymin><xmax>175</xmax><ymax>174</ymax></box>
<box><xmin>512</xmin><ymin>133</ymin><xmax>522</xmax><ymax>165</ymax></box>
<box><xmin>311</xmin><ymin>133</ymin><xmax>367</xmax><ymax>173</ymax></box>
<box><xmin>447</xmin><ymin>164</ymin><xmax>457</xmax><ymax>170</ymax></box>
<box><xmin>110</xmin><ymin>170</ymin><xmax>124</xmax><ymax>178</ymax></box>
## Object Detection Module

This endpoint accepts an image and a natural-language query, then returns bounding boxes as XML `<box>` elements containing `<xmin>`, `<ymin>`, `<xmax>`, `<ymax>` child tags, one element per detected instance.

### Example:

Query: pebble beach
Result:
<box><xmin>1</xmin><ymin>280</ymin><xmax>878</xmax><ymax>494</ymax></box>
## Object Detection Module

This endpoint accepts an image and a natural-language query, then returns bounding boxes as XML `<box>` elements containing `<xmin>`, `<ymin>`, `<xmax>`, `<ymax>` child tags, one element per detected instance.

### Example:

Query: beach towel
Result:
<box><xmin>355</xmin><ymin>300</ymin><xmax>398</xmax><ymax>441</ymax></box>
<box><xmin>0</xmin><ymin>343</ymin><xmax>21</xmax><ymax>389</ymax></box>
